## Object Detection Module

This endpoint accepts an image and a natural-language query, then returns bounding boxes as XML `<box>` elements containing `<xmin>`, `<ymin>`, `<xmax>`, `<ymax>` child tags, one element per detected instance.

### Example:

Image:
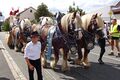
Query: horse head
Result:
<box><xmin>81</xmin><ymin>13</ymin><xmax>104</xmax><ymax>50</ymax></box>
<box><xmin>88</xmin><ymin>13</ymin><xmax>105</xmax><ymax>39</ymax></box>
<box><xmin>20</xmin><ymin>18</ymin><xmax>32</xmax><ymax>41</ymax></box>
<box><xmin>60</xmin><ymin>12</ymin><xmax>82</xmax><ymax>54</ymax></box>
<box><xmin>61</xmin><ymin>11</ymin><xmax>82</xmax><ymax>33</ymax></box>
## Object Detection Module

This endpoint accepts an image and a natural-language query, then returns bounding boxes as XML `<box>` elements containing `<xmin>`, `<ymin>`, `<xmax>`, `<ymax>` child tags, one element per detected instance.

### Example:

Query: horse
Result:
<box><xmin>7</xmin><ymin>18</ymin><xmax>32</xmax><ymax>52</ymax></box>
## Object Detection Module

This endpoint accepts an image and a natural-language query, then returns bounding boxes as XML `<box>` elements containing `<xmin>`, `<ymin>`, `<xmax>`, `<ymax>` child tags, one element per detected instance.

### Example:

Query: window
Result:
<box><xmin>30</xmin><ymin>10</ymin><xmax>32</xmax><ymax>13</ymax></box>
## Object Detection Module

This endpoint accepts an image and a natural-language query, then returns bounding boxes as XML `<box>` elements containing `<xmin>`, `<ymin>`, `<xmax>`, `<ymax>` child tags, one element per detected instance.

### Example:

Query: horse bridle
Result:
<box><xmin>82</xmin><ymin>16</ymin><xmax>102</xmax><ymax>50</ymax></box>
<box><xmin>64</xmin><ymin>17</ymin><xmax>81</xmax><ymax>54</ymax></box>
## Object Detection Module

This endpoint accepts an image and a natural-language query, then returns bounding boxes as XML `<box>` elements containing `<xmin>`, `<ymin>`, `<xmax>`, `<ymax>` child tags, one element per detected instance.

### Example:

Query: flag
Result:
<box><xmin>9</xmin><ymin>7</ymin><xmax>19</xmax><ymax>16</ymax></box>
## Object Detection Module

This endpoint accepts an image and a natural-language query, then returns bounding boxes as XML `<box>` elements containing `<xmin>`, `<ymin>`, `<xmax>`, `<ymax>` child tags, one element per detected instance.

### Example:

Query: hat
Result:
<box><xmin>31</xmin><ymin>31</ymin><xmax>39</xmax><ymax>37</ymax></box>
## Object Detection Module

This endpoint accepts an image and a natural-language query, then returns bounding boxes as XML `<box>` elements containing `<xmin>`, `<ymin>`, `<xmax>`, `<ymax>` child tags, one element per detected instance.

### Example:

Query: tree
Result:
<box><xmin>34</xmin><ymin>3</ymin><xmax>53</xmax><ymax>22</ymax></box>
<box><xmin>3</xmin><ymin>20</ymin><xmax>10</xmax><ymax>31</ymax></box>
<box><xmin>68</xmin><ymin>2</ymin><xmax>85</xmax><ymax>16</ymax></box>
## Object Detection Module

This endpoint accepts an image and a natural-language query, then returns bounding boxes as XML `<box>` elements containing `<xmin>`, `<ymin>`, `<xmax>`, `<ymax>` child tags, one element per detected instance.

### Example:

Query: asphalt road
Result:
<box><xmin>0</xmin><ymin>32</ymin><xmax>120</xmax><ymax>80</ymax></box>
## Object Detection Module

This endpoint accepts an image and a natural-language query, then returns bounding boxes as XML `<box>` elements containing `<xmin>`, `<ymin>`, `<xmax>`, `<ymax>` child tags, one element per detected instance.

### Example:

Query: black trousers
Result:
<box><xmin>28</xmin><ymin>58</ymin><xmax>43</xmax><ymax>80</ymax></box>
<box><xmin>98</xmin><ymin>38</ymin><xmax>106</xmax><ymax>60</ymax></box>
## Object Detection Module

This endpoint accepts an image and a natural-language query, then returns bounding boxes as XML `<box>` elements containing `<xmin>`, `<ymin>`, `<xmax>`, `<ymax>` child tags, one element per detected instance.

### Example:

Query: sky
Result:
<box><xmin>0</xmin><ymin>0</ymin><xmax>119</xmax><ymax>18</ymax></box>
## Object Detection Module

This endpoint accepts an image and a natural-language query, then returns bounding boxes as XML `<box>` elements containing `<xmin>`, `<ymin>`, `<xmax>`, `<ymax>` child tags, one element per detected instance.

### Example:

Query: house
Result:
<box><xmin>89</xmin><ymin>1</ymin><xmax>120</xmax><ymax>24</ymax></box>
<box><xmin>17</xmin><ymin>6</ymin><xmax>36</xmax><ymax>21</ymax></box>
<box><xmin>111</xmin><ymin>1</ymin><xmax>120</xmax><ymax>23</ymax></box>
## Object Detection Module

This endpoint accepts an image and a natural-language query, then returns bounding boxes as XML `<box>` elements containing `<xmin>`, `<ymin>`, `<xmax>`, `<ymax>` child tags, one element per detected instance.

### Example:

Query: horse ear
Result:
<box><xmin>54</xmin><ymin>13</ymin><xmax>57</xmax><ymax>17</ymax></box>
<box><xmin>46</xmin><ymin>18</ymin><xmax>48</xmax><ymax>21</ymax></box>
<box><xmin>93</xmin><ymin>13</ymin><xmax>98</xmax><ymax>19</ymax></box>
<box><xmin>99</xmin><ymin>13</ymin><xmax>102</xmax><ymax>16</ymax></box>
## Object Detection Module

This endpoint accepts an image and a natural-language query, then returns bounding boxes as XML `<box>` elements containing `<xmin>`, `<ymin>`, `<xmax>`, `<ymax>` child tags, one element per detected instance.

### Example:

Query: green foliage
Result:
<box><xmin>2</xmin><ymin>20</ymin><xmax>10</xmax><ymax>31</ymax></box>
<box><xmin>31</xmin><ymin>19</ymin><xmax>37</xmax><ymax>24</ymax></box>
<box><xmin>34</xmin><ymin>3</ymin><xmax>53</xmax><ymax>22</ymax></box>
<box><xmin>68</xmin><ymin>5</ymin><xmax>85</xmax><ymax>16</ymax></box>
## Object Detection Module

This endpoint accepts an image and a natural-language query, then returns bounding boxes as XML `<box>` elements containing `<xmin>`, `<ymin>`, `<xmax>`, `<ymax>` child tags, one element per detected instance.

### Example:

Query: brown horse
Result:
<box><xmin>7</xmin><ymin>27</ymin><xmax>26</xmax><ymax>52</ymax></box>
<box><xmin>7</xmin><ymin>19</ymin><xmax>32</xmax><ymax>52</ymax></box>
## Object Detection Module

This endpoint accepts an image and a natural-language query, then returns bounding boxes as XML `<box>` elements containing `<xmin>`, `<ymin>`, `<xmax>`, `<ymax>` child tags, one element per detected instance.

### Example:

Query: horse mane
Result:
<box><xmin>20</xmin><ymin>18</ymin><xmax>31</xmax><ymax>30</ymax></box>
<box><xmin>81</xmin><ymin>13</ymin><xmax>104</xmax><ymax>30</ymax></box>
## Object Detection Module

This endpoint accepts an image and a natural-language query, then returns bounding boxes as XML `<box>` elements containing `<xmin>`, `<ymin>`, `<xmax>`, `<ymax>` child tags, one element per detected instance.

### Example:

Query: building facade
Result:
<box><xmin>17</xmin><ymin>7</ymin><xmax>36</xmax><ymax>21</ymax></box>
<box><xmin>111</xmin><ymin>1</ymin><xmax>120</xmax><ymax>23</ymax></box>
<box><xmin>89</xmin><ymin>1</ymin><xmax>120</xmax><ymax>24</ymax></box>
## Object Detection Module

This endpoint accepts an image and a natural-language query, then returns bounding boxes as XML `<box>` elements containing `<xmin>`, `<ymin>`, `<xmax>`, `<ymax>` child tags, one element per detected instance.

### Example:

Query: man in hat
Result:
<box><xmin>24</xmin><ymin>31</ymin><xmax>43</xmax><ymax>80</ymax></box>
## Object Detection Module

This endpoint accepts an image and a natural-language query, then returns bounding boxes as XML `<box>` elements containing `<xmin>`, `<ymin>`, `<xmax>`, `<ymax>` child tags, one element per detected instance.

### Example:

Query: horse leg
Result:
<box><xmin>50</xmin><ymin>47</ymin><xmax>59</xmax><ymax>69</ymax></box>
<box><xmin>21</xmin><ymin>42</ymin><xmax>26</xmax><ymax>53</ymax></box>
<box><xmin>61</xmin><ymin>48</ymin><xmax>69</xmax><ymax>72</ymax></box>
<box><xmin>75</xmin><ymin>40</ymin><xmax>83</xmax><ymax>65</ymax></box>
<box><xmin>82</xmin><ymin>49</ymin><xmax>90</xmax><ymax>68</ymax></box>
<box><xmin>75</xmin><ymin>48</ymin><xmax>83</xmax><ymax>65</ymax></box>
<box><xmin>41</xmin><ymin>45</ymin><xmax>47</xmax><ymax>68</ymax></box>
<box><xmin>7</xmin><ymin>32</ymin><xmax>14</xmax><ymax>49</ymax></box>
<box><xmin>14</xmin><ymin>32</ymin><xmax>19</xmax><ymax>52</ymax></box>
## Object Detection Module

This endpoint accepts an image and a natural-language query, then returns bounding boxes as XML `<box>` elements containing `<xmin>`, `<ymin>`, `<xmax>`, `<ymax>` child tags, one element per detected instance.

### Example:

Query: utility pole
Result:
<box><xmin>108</xmin><ymin>6</ymin><xmax>113</xmax><ymax>25</ymax></box>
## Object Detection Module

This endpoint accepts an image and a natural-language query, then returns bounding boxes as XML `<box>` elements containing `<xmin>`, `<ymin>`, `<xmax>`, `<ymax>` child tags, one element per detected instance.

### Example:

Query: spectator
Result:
<box><xmin>108</xmin><ymin>19</ymin><xmax>120</xmax><ymax>57</ymax></box>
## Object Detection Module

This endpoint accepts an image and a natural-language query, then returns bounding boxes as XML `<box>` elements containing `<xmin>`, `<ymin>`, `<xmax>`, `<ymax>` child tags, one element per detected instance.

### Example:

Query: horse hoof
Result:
<box><xmin>83</xmin><ymin>66</ymin><xmax>90</xmax><ymax>69</ymax></box>
<box><xmin>43</xmin><ymin>65</ymin><xmax>47</xmax><ymax>68</ymax></box>
<box><xmin>61</xmin><ymin>66</ymin><xmax>70</xmax><ymax>72</ymax></box>
<box><xmin>15</xmin><ymin>49</ymin><xmax>19</xmax><ymax>52</ymax></box>
<box><xmin>75</xmin><ymin>59</ymin><xmax>82</xmax><ymax>65</ymax></box>
<box><xmin>61</xmin><ymin>69</ymin><xmax>68</xmax><ymax>72</ymax></box>
<box><xmin>50</xmin><ymin>60</ymin><xmax>55</xmax><ymax>69</ymax></box>
<box><xmin>82</xmin><ymin>62</ymin><xmax>90</xmax><ymax>69</ymax></box>
<box><xmin>67</xmin><ymin>58</ymin><xmax>73</xmax><ymax>62</ymax></box>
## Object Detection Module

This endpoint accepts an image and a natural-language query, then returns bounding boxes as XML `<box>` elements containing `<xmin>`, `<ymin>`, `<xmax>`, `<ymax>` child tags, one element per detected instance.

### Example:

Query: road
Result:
<box><xmin>0</xmin><ymin>32</ymin><xmax>120</xmax><ymax>80</ymax></box>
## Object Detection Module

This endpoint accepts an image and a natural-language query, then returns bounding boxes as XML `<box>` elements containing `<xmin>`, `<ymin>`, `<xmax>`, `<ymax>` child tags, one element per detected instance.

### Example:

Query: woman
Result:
<box><xmin>96</xmin><ymin>26</ymin><xmax>107</xmax><ymax>64</ymax></box>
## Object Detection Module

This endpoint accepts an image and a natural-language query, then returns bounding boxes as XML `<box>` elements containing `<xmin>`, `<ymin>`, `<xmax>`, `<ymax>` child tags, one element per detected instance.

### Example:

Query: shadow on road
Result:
<box><xmin>52</xmin><ymin>62</ymin><xmax>120</xmax><ymax>80</ymax></box>
<box><xmin>0</xmin><ymin>77</ymin><xmax>10</xmax><ymax>80</ymax></box>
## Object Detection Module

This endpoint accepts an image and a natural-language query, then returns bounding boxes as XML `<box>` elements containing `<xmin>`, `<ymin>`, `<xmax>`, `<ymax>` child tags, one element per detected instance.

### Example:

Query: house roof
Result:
<box><xmin>111</xmin><ymin>1</ymin><xmax>120</xmax><ymax>7</ymax></box>
<box><xmin>17</xmin><ymin>6</ymin><xmax>36</xmax><ymax>16</ymax></box>
<box><xmin>111</xmin><ymin>1</ymin><xmax>120</xmax><ymax>14</ymax></box>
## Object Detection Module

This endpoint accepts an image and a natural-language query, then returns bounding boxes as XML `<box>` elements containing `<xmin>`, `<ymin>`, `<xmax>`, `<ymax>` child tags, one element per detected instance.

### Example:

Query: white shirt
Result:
<box><xmin>24</xmin><ymin>41</ymin><xmax>41</xmax><ymax>60</ymax></box>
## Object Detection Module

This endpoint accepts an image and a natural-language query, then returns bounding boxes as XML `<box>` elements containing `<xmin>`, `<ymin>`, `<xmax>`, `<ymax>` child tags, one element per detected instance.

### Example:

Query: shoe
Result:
<box><xmin>116</xmin><ymin>53</ymin><xmax>120</xmax><ymax>57</ymax></box>
<box><xmin>108</xmin><ymin>52</ymin><xmax>114</xmax><ymax>56</ymax></box>
<box><xmin>98</xmin><ymin>59</ymin><xmax>104</xmax><ymax>64</ymax></box>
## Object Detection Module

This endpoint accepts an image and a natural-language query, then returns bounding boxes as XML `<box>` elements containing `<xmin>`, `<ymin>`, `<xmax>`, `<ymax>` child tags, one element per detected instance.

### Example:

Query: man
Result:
<box><xmin>108</xmin><ymin>19</ymin><xmax>120</xmax><ymax>57</ymax></box>
<box><xmin>24</xmin><ymin>31</ymin><xmax>43</xmax><ymax>80</ymax></box>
